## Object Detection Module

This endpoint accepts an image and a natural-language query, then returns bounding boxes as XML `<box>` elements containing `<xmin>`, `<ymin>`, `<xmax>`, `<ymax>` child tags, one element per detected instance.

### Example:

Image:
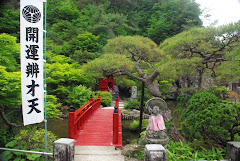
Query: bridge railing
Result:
<box><xmin>68</xmin><ymin>95</ymin><xmax>101</xmax><ymax>139</ymax></box>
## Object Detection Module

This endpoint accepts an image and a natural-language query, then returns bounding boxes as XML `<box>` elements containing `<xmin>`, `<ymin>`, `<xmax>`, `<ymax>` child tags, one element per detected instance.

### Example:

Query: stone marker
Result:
<box><xmin>53</xmin><ymin>138</ymin><xmax>75</xmax><ymax>161</ymax></box>
<box><xmin>144</xmin><ymin>144</ymin><xmax>166</xmax><ymax>161</ymax></box>
<box><xmin>131</xmin><ymin>86</ymin><xmax>137</xmax><ymax>101</ymax></box>
<box><xmin>226</xmin><ymin>142</ymin><xmax>240</xmax><ymax>161</ymax></box>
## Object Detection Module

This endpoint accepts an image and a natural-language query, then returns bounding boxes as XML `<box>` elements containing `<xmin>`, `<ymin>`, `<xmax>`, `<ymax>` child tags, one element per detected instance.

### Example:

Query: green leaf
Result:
<box><xmin>13</xmin><ymin>157</ymin><xmax>22</xmax><ymax>161</ymax></box>
<box><xmin>1</xmin><ymin>151</ymin><xmax>10</xmax><ymax>156</ymax></box>
<box><xmin>26</xmin><ymin>153</ymin><xmax>41</xmax><ymax>160</ymax></box>
<box><xmin>13</xmin><ymin>151</ymin><xmax>24</xmax><ymax>156</ymax></box>
<box><xmin>5</xmin><ymin>140</ymin><xmax>18</xmax><ymax>148</ymax></box>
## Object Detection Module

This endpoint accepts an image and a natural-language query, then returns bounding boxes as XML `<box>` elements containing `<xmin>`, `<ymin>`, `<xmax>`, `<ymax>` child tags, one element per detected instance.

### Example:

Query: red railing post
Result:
<box><xmin>89</xmin><ymin>94</ymin><xmax>93</xmax><ymax>102</ymax></box>
<box><xmin>98</xmin><ymin>94</ymin><xmax>101</xmax><ymax>110</ymax></box>
<box><xmin>68</xmin><ymin>112</ymin><xmax>75</xmax><ymax>139</ymax></box>
<box><xmin>113</xmin><ymin>106</ymin><xmax>119</xmax><ymax>144</ymax></box>
<box><xmin>114</xmin><ymin>96</ymin><xmax>119</xmax><ymax>108</ymax></box>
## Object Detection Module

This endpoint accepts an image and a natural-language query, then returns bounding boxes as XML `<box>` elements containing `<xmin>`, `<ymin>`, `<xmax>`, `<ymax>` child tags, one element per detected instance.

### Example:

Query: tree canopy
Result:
<box><xmin>147</xmin><ymin>0</ymin><xmax>202</xmax><ymax>44</ymax></box>
<box><xmin>159</xmin><ymin>22</ymin><xmax>240</xmax><ymax>87</ymax></box>
<box><xmin>0</xmin><ymin>33</ymin><xmax>20</xmax><ymax>72</ymax></box>
<box><xmin>84</xmin><ymin>36</ymin><xmax>169</xmax><ymax>97</ymax></box>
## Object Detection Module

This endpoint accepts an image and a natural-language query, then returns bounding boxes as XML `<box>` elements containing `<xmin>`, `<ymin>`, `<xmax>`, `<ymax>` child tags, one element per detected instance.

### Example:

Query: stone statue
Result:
<box><xmin>145</xmin><ymin>97</ymin><xmax>171</xmax><ymax>147</ymax></box>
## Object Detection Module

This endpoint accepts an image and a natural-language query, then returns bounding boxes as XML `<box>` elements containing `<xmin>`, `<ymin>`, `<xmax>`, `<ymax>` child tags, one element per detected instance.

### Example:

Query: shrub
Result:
<box><xmin>93</xmin><ymin>91</ymin><xmax>112</xmax><ymax>107</ymax></box>
<box><xmin>173</xmin><ymin>95</ymin><xmax>191</xmax><ymax>116</ymax></box>
<box><xmin>167</xmin><ymin>140</ymin><xmax>225</xmax><ymax>160</ymax></box>
<box><xmin>180</xmin><ymin>91</ymin><xmax>240</xmax><ymax>146</ymax></box>
<box><xmin>66</xmin><ymin>85</ymin><xmax>92</xmax><ymax>109</ymax></box>
<box><xmin>133</xmin><ymin>148</ymin><xmax>145</xmax><ymax>160</ymax></box>
<box><xmin>46</xmin><ymin>95</ymin><xmax>61</xmax><ymax>119</ymax></box>
<box><xmin>124</xmin><ymin>100</ymin><xmax>140</xmax><ymax>110</ymax></box>
<box><xmin>0</xmin><ymin>127</ymin><xmax>58</xmax><ymax>161</ymax></box>
<box><xmin>129</xmin><ymin>119</ymin><xmax>148</xmax><ymax>131</ymax></box>
<box><xmin>180</xmin><ymin>91</ymin><xmax>219</xmax><ymax>120</ymax></box>
<box><xmin>207</xmin><ymin>86</ymin><xmax>228</xmax><ymax>100</ymax></box>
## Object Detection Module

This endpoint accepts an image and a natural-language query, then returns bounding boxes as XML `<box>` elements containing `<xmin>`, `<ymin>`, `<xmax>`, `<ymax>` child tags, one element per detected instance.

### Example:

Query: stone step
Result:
<box><xmin>75</xmin><ymin>154</ymin><xmax>125</xmax><ymax>161</ymax></box>
<box><xmin>75</xmin><ymin>146</ymin><xmax>124</xmax><ymax>161</ymax></box>
<box><xmin>75</xmin><ymin>146</ymin><xmax>120</xmax><ymax>155</ymax></box>
<box><xmin>103</xmin><ymin>101</ymin><xmax>125</xmax><ymax>109</ymax></box>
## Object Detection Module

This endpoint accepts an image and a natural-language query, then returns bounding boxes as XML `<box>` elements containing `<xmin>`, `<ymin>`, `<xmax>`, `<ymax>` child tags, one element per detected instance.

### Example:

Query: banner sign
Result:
<box><xmin>20</xmin><ymin>0</ymin><xmax>44</xmax><ymax>125</ymax></box>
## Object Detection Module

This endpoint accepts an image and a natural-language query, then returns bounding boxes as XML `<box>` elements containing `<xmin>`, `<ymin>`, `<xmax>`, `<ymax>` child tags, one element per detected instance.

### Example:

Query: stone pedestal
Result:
<box><xmin>53</xmin><ymin>138</ymin><xmax>75</xmax><ymax>161</ymax></box>
<box><xmin>145</xmin><ymin>130</ymin><xmax>169</xmax><ymax>148</ymax></box>
<box><xmin>226</xmin><ymin>142</ymin><xmax>240</xmax><ymax>161</ymax></box>
<box><xmin>144</xmin><ymin>144</ymin><xmax>166</xmax><ymax>161</ymax></box>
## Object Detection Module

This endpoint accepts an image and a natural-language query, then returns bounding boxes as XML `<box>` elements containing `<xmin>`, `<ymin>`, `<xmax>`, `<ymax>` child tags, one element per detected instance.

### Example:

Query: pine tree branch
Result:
<box><xmin>0</xmin><ymin>106</ymin><xmax>23</xmax><ymax>128</ymax></box>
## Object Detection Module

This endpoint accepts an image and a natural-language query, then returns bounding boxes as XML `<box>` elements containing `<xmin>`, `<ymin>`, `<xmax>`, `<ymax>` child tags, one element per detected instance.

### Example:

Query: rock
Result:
<box><xmin>129</xmin><ymin>111</ymin><xmax>135</xmax><ymax>117</ymax></box>
<box><xmin>121</xmin><ymin>144</ymin><xmax>143</xmax><ymax>156</ymax></box>
<box><xmin>226</xmin><ymin>142</ymin><xmax>240</xmax><ymax>161</ymax></box>
<box><xmin>132</xmin><ymin>109</ymin><xmax>140</xmax><ymax>117</ymax></box>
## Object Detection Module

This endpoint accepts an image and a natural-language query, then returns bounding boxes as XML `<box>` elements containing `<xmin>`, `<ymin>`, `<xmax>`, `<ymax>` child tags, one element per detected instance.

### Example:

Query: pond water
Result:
<box><xmin>40</xmin><ymin>118</ymin><xmax>68</xmax><ymax>138</ymax></box>
<box><xmin>122</xmin><ymin>120</ymin><xmax>139</xmax><ymax>145</ymax></box>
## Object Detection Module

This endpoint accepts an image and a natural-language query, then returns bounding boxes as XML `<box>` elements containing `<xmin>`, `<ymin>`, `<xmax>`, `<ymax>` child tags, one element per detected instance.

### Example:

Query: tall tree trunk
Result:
<box><xmin>145</xmin><ymin>81</ymin><xmax>162</xmax><ymax>97</ymax></box>
<box><xmin>198</xmin><ymin>70</ymin><xmax>203</xmax><ymax>88</ymax></box>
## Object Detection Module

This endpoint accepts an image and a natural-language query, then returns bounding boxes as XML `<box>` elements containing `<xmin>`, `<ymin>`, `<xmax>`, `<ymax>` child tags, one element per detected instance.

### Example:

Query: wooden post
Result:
<box><xmin>68</xmin><ymin>112</ymin><xmax>75</xmax><ymax>139</ymax></box>
<box><xmin>113</xmin><ymin>106</ymin><xmax>119</xmax><ymax>144</ymax></box>
<box><xmin>115</xmin><ymin>95</ymin><xmax>119</xmax><ymax>110</ymax></box>
<box><xmin>139</xmin><ymin>82</ymin><xmax>145</xmax><ymax>139</ymax></box>
<box><xmin>89</xmin><ymin>94</ymin><xmax>93</xmax><ymax>102</ymax></box>
<box><xmin>53</xmin><ymin>138</ymin><xmax>75</xmax><ymax>161</ymax></box>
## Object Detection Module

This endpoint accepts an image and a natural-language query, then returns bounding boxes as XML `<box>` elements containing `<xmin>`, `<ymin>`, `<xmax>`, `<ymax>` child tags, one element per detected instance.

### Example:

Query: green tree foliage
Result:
<box><xmin>66</xmin><ymin>85</ymin><xmax>92</xmax><ymax>108</ymax></box>
<box><xmin>93</xmin><ymin>91</ymin><xmax>112</xmax><ymax>107</ymax></box>
<box><xmin>82</xmin><ymin>53</ymin><xmax>135</xmax><ymax>78</ymax></box>
<box><xmin>0</xmin><ymin>127</ymin><xmax>58</xmax><ymax>161</ymax></box>
<box><xmin>76</xmin><ymin>32</ymin><xmax>102</xmax><ymax>52</ymax></box>
<box><xmin>0</xmin><ymin>3</ymin><xmax>20</xmax><ymax>39</ymax></box>
<box><xmin>147</xmin><ymin>0</ymin><xmax>202</xmax><ymax>44</ymax></box>
<box><xmin>86</xmin><ymin>4</ymin><xmax>138</xmax><ymax>43</ymax></box>
<box><xmin>135</xmin><ymin>0</ymin><xmax>157</xmax><ymax>35</ymax></box>
<box><xmin>180</xmin><ymin>91</ymin><xmax>240</xmax><ymax>146</ymax></box>
<box><xmin>70</xmin><ymin>32</ymin><xmax>102</xmax><ymax>64</ymax></box>
<box><xmin>84</xmin><ymin>35</ymin><xmax>169</xmax><ymax>97</ymax></box>
<box><xmin>48</xmin><ymin>20</ymin><xmax>80</xmax><ymax>45</ymax></box>
<box><xmin>216</xmin><ymin>45</ymin><xmax>240</xmax><ymax>83</ymax></box>
<box><xmin>114</xmin><ymin>76</ymin><xmax>135</xmax><ymax>90</ymax></box>
<box><xmin>0</xmin><ymin>33</ymin><xmax>20</xmax><ymax>72</ymax></box>
<box><xmin>47</xmin><ymin>0</ymin><xmax>80</xmax><ymax>24</ymax></box>
<box><xmin>124</xmin><ymin>100</ymin><xmax>141</xmax><ymax>110</ymax></box>
<box><xmin>0</xmin><ymin>66</ymin><xmax>22</xmax><ymax>129</ymax></box>
<box><xmin>0</xmin><ymin>66</ymin><xmax>21</xmax><ymax>109</ymax></box>
<box><xmin>46</xmin><ymin>55</ymin><xmax>94</xmax><ymax>104</ymax></box>
<box><xmin>46</xmin><ymin>95</ymin><xmax>61</xmax><ymax>119</ymax></box>
<box><xmin>71</xmin><ymin>50</ymin><xmax>101</xmax><ymax>64</ymax></box>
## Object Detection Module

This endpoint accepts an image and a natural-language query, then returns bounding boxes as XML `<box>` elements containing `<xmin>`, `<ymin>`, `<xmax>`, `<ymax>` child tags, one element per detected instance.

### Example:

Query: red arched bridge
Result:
<box><xmin>68</xmin><ymin>96</ymin><xmax>122</xmax><ymax>148</ymax></box>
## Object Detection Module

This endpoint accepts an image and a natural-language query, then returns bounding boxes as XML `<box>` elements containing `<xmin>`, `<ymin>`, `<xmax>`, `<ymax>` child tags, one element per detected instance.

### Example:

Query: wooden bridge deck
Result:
<box><xmin>75</xmin><ymin>108</ymin><xmax>122</xmax><ymax>147</ymax></box>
